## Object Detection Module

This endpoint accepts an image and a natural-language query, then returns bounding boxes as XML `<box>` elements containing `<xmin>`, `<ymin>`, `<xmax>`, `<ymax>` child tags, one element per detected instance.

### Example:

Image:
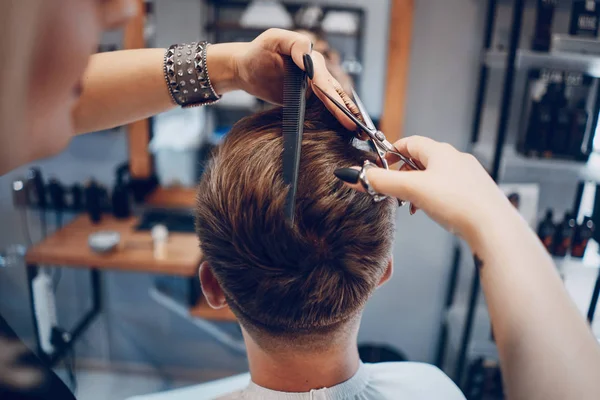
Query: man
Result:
<box><xmin>195</xmin><ymin>101</ymin><xmax>465</xmax><ymax>399</ymax></box>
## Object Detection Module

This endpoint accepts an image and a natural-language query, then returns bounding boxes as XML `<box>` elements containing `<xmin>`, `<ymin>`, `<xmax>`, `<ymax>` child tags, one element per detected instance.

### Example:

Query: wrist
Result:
<box><xmin>206</xmin><ymin>43</ymin><xmax>240</xmax><ymax>95</ymax></box>
<box><xmin>462</xmin><ymin>199</ymin><xmax>527</xmax><ymax>254</ymax></box>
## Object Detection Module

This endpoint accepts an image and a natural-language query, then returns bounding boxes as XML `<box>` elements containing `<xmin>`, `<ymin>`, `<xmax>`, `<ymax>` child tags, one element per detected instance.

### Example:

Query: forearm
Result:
<box><xmin>468</xmin><ymin>206</ymin><xmax>600</xmax><ymax>399</ymax></box>
<box><xmin>73</xmin><ymin>49</ymin><xmax>173</xmax><ymax>134</ymax></box>
<box><xmin>72</xmin><ymin>45</ymin><xmax>238</xmax><ymax>134</ymax></box>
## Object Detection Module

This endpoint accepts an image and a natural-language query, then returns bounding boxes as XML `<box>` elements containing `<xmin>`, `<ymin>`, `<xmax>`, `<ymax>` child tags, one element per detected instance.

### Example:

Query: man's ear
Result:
<box><xmin>199</xmin><ymin>261</ymin><xmax>227</xmax><ymax>309</ymax></box>
<box><xmin>377</xmin><ymin>258</ymin><xmax>393</xmax><ymax>288</ymax></box>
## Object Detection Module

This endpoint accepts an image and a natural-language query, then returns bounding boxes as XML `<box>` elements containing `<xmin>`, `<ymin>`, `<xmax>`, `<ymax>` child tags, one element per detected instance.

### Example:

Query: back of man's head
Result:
<box><xmin>196</xmin><ymin>100</ymin><xmax>396</xmax><ymax>347</ymax></box>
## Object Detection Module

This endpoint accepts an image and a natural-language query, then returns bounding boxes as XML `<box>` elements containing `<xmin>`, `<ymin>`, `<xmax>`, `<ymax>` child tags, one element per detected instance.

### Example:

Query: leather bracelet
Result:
<box><xmin>164</xmin><ymin>41</ymin><xmax>221</xmax><ymax>108</ymax></box>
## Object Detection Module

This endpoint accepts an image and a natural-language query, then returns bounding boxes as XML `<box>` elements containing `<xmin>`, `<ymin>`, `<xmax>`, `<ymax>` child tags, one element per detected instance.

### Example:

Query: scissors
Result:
<box><xmin>314</xmin><ymin>86</ymin><xmax>422</xmax><ymax>172</ymax></box>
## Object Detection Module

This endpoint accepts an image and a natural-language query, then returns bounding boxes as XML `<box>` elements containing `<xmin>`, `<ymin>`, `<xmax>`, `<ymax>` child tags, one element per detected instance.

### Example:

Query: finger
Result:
<box><xmin>390</xmin><ymin>136</ymin><xmax>443</xmax><ymax>168</ymax></box>
<box><xmin>257</xmin><ymin>28</ymin><xmax>313</xmax><ymax>72</ymax></box>
<box><xmin>399</xmin><ymin>163</ymin><xmax>413</xmax><ymax>172</ymax></box>
<box><xmin>338</xmin><ymin>166</ymin><xmax>427</xmax><ymax>205</ymax></box>
<box><xmin>385</xmin><ymin>151</ymin><xmax>425</xmax><ymax>171</ymax></box>
<box><xmin>309</xmin><ymin>52</ymin><xmax>356</xmax><ymax>130</ymax></box>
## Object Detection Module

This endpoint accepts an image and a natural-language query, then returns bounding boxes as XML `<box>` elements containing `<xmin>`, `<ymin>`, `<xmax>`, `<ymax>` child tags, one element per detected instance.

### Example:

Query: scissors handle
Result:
<box><xmin>387</xmin><ymin>148</ymin><xmax>422</xmax><ymax>171</ymax></box>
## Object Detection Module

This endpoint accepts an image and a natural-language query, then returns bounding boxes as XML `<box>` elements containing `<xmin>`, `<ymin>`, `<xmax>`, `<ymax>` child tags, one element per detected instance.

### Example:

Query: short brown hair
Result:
<box><xmin>195</xmin><ymin>100</ymin><xmax>396</xmax><ymax>338</ymax></box>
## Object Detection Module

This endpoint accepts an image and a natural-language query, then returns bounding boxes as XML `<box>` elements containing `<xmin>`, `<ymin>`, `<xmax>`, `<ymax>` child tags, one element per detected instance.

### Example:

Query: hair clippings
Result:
<box><xmin>359</xmin><ymin>160</ymin><xmax>407</xmax><ymax>207</ymax></box>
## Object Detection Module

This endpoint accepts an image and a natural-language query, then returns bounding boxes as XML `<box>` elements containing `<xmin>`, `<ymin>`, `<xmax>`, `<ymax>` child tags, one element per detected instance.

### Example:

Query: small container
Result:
<box><xmin>538</xmin><ymin>209</ymin><xmax>556</xmax><ymax>252</ymax></box>
<box><xmin>571</xmin><ymin>217</ymin><xmax>595</xmax><ymax>258</ymax></box>
<box><xmin>552</xmin><ymin>212</ymin><xmax>577</xmax><ymax>257</ymax></box>
<box><xmin>569</xmin><ymin>100</ymin><xmax>589</xmax><ymax>159</ymax></box>
<box><xmin>88</xmin><ymin>231</ymin><xmax>121</xmax><ymax>254</ymax></box>
<box><xmin>151</xmin><ymin>224</ymin><xmax>169</xmax><ymax>260</ymax></box>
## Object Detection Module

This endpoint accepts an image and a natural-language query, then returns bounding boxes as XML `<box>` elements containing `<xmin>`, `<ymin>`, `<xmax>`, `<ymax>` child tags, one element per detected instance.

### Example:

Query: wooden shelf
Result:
<box><xmin>25</xmin><ymin>215</ymin><xmax>202</xmax><ymax>277</ymax></box>
<box><xmin>146</xmin><ymin>187</ymin><xmax>196</xmax><ymax>208</ymax></box>
<box><xmin>189</xmin><ymin>298</ymin><xmax>237</xmax><ymax>322</ymax></box>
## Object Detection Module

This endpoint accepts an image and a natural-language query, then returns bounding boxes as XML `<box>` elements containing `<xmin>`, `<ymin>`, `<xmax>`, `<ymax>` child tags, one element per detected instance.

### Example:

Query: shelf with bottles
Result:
<box><xmin>484</xmin><ymin>0</ymin><xmax>600</xmax><ymax>75</ymax></box>
<box><xmin>472</xmin><ymin>142</ymin><xmax>600</xmax><ymax>183</ymax></box>
<box><xmin>475</xmin><ymin>67</ymin><xmax>599</xmax><ymax>180</ymax></box>
<box><xmin>484</xmin><ymin>47</ymin><xmax>600</xmax><ymax>77</ymax></box>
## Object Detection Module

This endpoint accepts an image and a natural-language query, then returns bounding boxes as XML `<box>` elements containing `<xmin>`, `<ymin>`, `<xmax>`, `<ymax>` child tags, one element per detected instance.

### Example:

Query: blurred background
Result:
<box><xmin>2</xmin><ymin>0</ymin><xmax>600</xmax><ymax>399</ymax></box>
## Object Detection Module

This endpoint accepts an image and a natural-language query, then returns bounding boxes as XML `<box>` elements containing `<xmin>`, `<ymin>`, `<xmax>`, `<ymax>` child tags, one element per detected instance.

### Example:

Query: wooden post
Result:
<box><xmin>123</xmin><ymin>0</ymin><xmax>152</xmax><ymax>179</ymax></box>
<box><xmin>380</xmin><ymin>0</ymin><xmax>414</xmax><ymax>142</ymax></box>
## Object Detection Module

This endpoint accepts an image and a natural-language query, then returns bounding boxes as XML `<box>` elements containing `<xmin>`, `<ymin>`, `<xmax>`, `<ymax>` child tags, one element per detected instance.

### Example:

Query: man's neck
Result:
<box><xmin>244</xmin><ymin>331</ymin><xmax>361</xmax><ymax>393</ymax></box>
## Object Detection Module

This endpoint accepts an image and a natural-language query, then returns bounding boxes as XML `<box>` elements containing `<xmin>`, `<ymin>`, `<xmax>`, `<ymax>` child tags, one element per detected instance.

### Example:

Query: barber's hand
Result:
<box><xmin>336</xmin><ymin>136</ymin><xmax>514</xmax><ymax>242</ymax></box>
<box><xmin>207</xmin><ymin>29</ymin><xmax>356</xmax><ymax>130</ymax></box>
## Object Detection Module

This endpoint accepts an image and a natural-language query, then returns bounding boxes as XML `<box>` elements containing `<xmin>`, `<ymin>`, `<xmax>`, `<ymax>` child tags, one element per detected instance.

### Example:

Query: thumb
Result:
<box><xmin>336</xmin><ymin>167</ymin><xmax>427</xmax><ymax>205</ymax></box>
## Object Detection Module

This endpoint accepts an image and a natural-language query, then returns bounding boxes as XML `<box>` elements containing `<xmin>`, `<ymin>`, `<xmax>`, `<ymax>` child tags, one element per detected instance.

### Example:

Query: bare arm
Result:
<box><xmin>470</xmin><ymin>206</ymin><xmax>600</xmax><ymax>400</ymax></box>
<box><xmin>73</xmin><ymin>29</ymin><xmax>356</xmax><ymax>135</ymax></box>
<box><xmin>72</xmin><ymin>46</ymin><xmax>234</xmax><ymax>134</ymax></box>
<box><xmin>338</xmin><ymin>136</ymin><xmax>600</xmax><ymax>399</ymax></box>
<box><xmin>73</xmin><ymin>49</ymin><xmax>174</xmax><ymax>134</ymax></box>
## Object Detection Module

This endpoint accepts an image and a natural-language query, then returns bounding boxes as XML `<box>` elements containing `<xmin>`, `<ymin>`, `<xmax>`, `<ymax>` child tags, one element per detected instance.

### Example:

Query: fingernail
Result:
<box><xmin>410</xmin><ymin>204</ymin><xmax>417</xmax><ymax>215</ymax></box>
<box><xmin>334</xmin><ymin>168</ymin><xmax>360</xmax><ymax>184</ymax></box>
<box><xmin>303</xmin><ymin>54</ymin><xmax>314</xmax><ymax>80</ymax></box>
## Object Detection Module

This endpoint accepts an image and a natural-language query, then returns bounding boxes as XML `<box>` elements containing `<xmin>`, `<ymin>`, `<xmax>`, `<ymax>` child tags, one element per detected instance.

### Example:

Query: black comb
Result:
<box><xmin>282</xmin><ymin>57</ymin><xmax>307</xmax><ymax>223</ymax></box>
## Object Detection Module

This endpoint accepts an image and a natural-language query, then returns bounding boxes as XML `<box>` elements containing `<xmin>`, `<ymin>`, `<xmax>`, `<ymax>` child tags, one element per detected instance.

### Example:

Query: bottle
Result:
<box><xmin>32</xmin><ymin>269</ymin><xmax>58</xmax><ymax>354</ymax></box>
<box><xmin>524</xmin><ymin>99</ymin><xmax>541</xmax><ymax>156</ymax></box>
<box><xmin>84</xmin><ymin>180</ymin><xmax>103</xmax><ymax>224</ymax></box>
<box><xmin>152</xmin><ymin>224</ymin><xmax>169</xmax><ymax>260</ymax></box>
<box><xmin>111</xmin><ymin>164</ymin><xmax>131</xmax><ymax>219</ymax></box>
<box><xmin>571</xmin><ymin>216</ymin><xmax>595</xmax><ymax>258</ymax></box>
<box><xmin>538</xmin><ymin>83</ymin><xmax>558</xmax><ymax>156</ymax></box>
<box><xmin>532</xmin><ymin>0</ymin><xmax>557</xmax><ymax>51</ymax></box>
<box><xmin>569</xmin><ymin>100</ymin><xmax>589</xmax><ymax>159</ymax></box>
<box><xmin>553</xmin><ymin>212</ymin><xmax>577</xmax><ymax>257</ymax></box>
<box><xmin>538</xmin><ymin>209</ymin><xmax>556</xmax><ymax>252</ymax></box>
<box><xmin>569</xmin><ymin>1</ymin><xmax>600</xmax><ymax>38</ymax></box>
<box><xmin>551</xmin><ymin>82</ymin><xmax>571</xmax><ymax>156</ymax></box>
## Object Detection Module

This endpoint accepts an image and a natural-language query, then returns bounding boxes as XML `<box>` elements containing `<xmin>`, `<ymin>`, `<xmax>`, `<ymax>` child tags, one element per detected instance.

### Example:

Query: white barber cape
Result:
<box><xmin>217</xmin><ymin>362</ymin><xmax>465</xmax><ymax>400</ymax></box>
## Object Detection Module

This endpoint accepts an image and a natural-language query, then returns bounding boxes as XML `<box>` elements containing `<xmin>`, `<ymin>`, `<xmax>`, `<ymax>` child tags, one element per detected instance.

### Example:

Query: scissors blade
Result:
<box><xmin>351</xmin><ymin>88</ymin><xmax>376</xmax><ymax>131</ymax></box>
<box><xmin>314</xmin><ymin>85</ymin><xmax>376</xmax><ymax>137</ymax></box>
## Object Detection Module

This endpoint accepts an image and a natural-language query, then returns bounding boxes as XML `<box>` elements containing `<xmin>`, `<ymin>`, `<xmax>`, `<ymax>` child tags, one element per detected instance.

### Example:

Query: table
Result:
<box><xmin>25</xmin><ymin>214</ymin><xmax>235</xmax><ymax>366</ymax></box>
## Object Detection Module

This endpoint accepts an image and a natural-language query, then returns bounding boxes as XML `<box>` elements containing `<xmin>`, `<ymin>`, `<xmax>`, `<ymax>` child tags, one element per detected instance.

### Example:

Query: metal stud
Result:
<box><xmin>183</xmin><ymin>90</ymin><xmax>189</xmax><ymax>94</ymax></box>
<box><xmin>190</xmin><ymin>79</ymin><xmax>196</xmax><ymax>84</ymax></box>
<box><xmin>180</xmin><ymin>81</ymin><xmax>186</xmax><ymax>87</ymax></box>
<box><xmin>178</xmin><ymin>70</ymin><xmax>184</xmax><ymax>77</ymax></box>
<box><xmin>187</xmin><ymin>68</ymin><xmax>193</xmax><ymax>75</ymax></box>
